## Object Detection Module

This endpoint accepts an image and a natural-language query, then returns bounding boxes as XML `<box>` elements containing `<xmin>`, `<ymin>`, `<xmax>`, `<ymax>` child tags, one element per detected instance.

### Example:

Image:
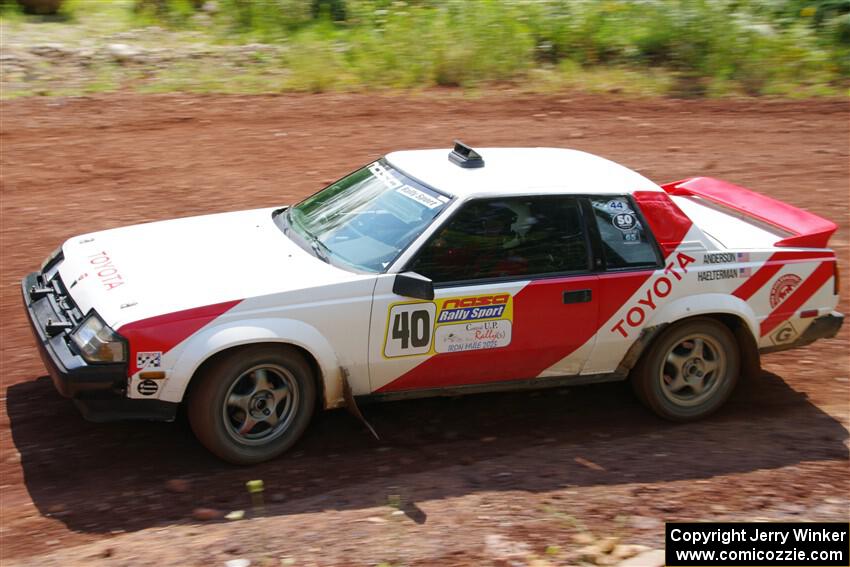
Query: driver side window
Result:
<box><xmin>409</xmin><ymin>196</ymin><xmax>589</xmax><ymax>284</ymax></box>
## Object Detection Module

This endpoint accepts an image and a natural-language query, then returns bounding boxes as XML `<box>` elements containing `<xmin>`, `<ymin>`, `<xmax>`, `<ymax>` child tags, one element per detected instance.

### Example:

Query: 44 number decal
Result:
<box><xmin>384</xmin><ymin>303</ymin><xmax>436</xmax><ymax>357</ymax></box>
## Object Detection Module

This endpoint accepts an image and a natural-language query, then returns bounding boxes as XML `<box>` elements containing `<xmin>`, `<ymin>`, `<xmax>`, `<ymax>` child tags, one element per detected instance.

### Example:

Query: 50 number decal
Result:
<box><xmin>384</xmin><ymin>303</ymin><xmax>436</xmax><ymax>358</ymax></box>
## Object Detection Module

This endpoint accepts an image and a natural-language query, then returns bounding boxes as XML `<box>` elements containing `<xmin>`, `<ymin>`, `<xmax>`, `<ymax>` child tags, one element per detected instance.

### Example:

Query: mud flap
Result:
<box><xmin>614</xmin><ymin>324</ymin><xmax>668</xmax><ymax>376</ymax></box>
<box><xmin>342</xmin><ymin>370</ymin><xmax>379</xmax><ymax>441</ymax></box>
<box><xmin>735</xmin><ymin>321</ymin><xmax>762</xmax><ymax>377</ymax></box>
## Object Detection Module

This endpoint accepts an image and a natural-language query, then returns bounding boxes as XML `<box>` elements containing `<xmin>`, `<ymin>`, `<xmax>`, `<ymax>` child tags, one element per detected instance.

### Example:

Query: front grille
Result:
<box><xmin>31</xmin><ymin>270</ymin><xmax>84</xmax><ymax>329</ymax></box>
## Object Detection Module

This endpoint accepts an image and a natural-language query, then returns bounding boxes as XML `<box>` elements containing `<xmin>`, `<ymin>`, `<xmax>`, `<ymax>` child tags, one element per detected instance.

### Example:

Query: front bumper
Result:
<box><xmin>759</xmin><ymin>311</ymin><xmax>844</xmax><ymax>354</ymax></box>
<box><xmin>21</xmin><ymin>271</ymin><xmax>176</xmax><ymax>422</ymax></box>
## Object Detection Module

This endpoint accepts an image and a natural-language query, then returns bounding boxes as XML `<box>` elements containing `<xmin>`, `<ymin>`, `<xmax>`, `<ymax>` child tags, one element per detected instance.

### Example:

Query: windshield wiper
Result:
<box><xmin>309</xmin><ymin>236</ymin><xmax>331</xmax><ymax>263</ymax></box>
<box><xmin>298</xmin><ymin>225</ymin><xmax>331</xmax><ymax>263</ymax></box>
<box><xmin>286</xmin><ymin>208</ymin><xmax>331</xmax><ymax>264</ymax></box>
<box><xmin>282</xmin><ymin>208</ymin><xmax>291</xmax><ymax>235</ymax></box>
<box><xmin>282</xmin><ymin>207</ymin><xmax>331</xmax><ymax>264</ymax></box>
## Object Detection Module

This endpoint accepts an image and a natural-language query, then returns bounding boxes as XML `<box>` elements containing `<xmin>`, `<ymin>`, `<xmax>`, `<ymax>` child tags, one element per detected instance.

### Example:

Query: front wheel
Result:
<box><xmin>188</xmin><ymin>345</ymin><xmax>316</xmax><ymax>465</ymax></box>
<box><xmin>632</xmin><ymin>318</ymin><xmax>740</xmax><ymax>421</ymax></box>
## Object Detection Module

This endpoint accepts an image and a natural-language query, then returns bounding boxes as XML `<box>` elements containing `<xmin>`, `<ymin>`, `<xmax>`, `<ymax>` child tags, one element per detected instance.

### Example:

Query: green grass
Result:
<box><xmin>136</xmin><ymin>61</ymin><xmax>290</xmax><ymax>94</ymax></box>
<box><xmin>2</xmin><ymin>0</ymin><xmax>848</xmax><ymax>98</ymax></box>
<box><xmin>527</xmin><ymin>62</ymin><xmax>675</xmax><ymax>97</ymax></box>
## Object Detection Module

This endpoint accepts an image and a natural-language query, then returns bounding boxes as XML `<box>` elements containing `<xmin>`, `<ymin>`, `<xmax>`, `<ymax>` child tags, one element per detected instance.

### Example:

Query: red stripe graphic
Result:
<box><xmin>119</xmin><ymin>299</ymin><xmax>241</xmax><ymax>375</ymax></box>
<box><xmin>378</xmin><ymin>192</ymin><xmax>693</xmax><ymax>392</ymax></box>
<box><xmin>759</xmin><ymin>261</ymin><xmax>834</xmax><ymax>336</ymax></box>
<box><xmin>377</xmin><ymin>272</ymin><xmax>655</xmax><ymax>392</ymax></box>
<box><xmin>733</xmin><ymin>250</ymin><xmax>835</xmax><ymax>301</ymax></box>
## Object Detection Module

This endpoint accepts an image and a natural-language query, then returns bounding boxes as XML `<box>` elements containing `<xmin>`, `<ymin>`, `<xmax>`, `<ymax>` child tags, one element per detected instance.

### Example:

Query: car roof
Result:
<box><xmin>384</xmin><ymin>147</ymin><xmax>662</xmax><ymax>199</ymax></box>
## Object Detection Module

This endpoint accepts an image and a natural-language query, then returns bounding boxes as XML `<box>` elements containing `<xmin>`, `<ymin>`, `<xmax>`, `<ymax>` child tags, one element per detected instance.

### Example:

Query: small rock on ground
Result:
<box><xmin>191</xmin><ymin>507</ymin><xmax>223</xmax><ymax>521</ymax></box>
<box><xmin>165</xmin><ymin>478</ymin><xmax>191</xmax><ymax>493</ymax></box>
<box><xmin>616</xmin><ymin>549</ymin><xmax>665</xmax><ymax>567</ymax></box>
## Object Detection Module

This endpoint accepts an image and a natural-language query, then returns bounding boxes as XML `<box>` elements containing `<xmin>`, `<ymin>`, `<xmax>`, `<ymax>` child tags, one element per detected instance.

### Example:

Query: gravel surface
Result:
<box><xmin>1</xmin><ymin>91</ymin><xmax>848</xmax><ymax>566</ymax></box>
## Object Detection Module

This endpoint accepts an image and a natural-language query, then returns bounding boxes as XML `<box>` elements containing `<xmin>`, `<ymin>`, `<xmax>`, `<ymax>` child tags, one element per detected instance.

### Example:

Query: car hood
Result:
<box><xmin>58</xmin><ymin>207</ymin><xmax>361</xmax><ymax>329</ymax></box>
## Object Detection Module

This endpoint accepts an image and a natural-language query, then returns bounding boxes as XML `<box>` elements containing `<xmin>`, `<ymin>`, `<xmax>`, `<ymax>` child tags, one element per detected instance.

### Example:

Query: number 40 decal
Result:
<box><xmin>384</xmin><ymin>303</ymin><xmax>436</xmax><ymax>358</ymax></box>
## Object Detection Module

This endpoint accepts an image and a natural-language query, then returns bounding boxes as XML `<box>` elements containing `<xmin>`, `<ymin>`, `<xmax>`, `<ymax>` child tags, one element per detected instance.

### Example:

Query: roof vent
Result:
<box><xmin>448</xmin><ymin>140</ymin><xmax>484</xmax><ymax>168</ymax></box>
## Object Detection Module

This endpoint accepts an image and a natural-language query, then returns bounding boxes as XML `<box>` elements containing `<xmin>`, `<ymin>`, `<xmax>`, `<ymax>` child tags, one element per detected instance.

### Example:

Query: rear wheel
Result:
<box><xmin>632</xmin><ymin>318</ymin><xmax>739</xmax><ymax>421</ymax></box>
<box><xmin>188</xmin><ymin>345</ymin><xmax>316</xmax><ymax>464</ymax></box>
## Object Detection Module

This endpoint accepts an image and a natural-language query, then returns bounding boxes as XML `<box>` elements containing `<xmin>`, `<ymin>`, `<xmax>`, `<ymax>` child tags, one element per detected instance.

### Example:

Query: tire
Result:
<box><xmin>631</xmin><ymin>317</ymin><xmax>739</xmax><ymax>421</ymax></box>
<box><xmin>188</xmin><ymin>344</ymin><xmax>317</xmax><ymax>465</ymax></box>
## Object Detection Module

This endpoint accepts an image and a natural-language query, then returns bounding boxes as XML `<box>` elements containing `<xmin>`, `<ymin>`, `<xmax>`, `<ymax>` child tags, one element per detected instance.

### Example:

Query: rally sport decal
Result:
<box><xmin>383</xmin><ymin>293</ymin><xmax>513</xmax><ymax>358</ymax></box>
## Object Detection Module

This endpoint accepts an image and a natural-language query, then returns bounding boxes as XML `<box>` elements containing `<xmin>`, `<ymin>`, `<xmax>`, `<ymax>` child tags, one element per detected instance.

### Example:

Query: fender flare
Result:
<box><xmin>646</xmin><ymin>293</ymin><xmax>760</xmax><ymax>339</ymax></box>
<box><xmin>632</xmin><ymin>293</ymin><xmax>761</xmax><ymax>377</ymax></box>
<box><xmin>158</xmin><ymin>317</ymin><xmax>343</xmax><ymax>408</ymax></box>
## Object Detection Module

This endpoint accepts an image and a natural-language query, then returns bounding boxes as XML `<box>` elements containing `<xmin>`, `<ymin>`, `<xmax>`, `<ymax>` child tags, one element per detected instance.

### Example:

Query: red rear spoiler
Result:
<box><xmin>661</xmin><ymin>177</ymin><xmax>837</xmax><ymax>249</ymax></box>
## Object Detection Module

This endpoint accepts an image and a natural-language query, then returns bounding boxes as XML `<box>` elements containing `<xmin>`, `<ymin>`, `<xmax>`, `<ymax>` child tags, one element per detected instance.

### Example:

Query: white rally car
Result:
<box><xmin>23</xmin><ymin>142</ymin><xmax>843</xmax><ymax>464</ymax></box>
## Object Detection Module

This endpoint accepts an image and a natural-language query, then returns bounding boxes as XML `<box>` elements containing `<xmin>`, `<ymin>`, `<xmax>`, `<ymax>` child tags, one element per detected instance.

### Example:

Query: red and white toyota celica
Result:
<box><xmin>23</xmin><ymin>142</ymin><xmax>843</xmax><ymax>463</ymax></box>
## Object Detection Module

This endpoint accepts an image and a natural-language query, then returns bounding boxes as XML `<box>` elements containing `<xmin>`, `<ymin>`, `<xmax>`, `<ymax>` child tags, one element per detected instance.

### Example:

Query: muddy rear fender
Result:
<box><xmin>647</xmin><ymin>293</ymin><xmax>760</xmax><ymax>340</ymax></box>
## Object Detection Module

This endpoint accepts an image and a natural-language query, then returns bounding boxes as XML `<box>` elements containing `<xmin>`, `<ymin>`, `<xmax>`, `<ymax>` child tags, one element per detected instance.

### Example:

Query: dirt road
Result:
<box><xmin>1</xmin><ymin>92</ymin><xmax>848</xmax><ymax>566</ymax></box>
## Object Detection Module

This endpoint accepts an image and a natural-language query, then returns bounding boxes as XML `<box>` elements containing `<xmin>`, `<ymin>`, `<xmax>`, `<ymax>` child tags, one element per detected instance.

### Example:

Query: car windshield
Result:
<box><xmin>283</xmin><ymin>160</ymin><xmax>450</xmax><ymax>273</ymax></box>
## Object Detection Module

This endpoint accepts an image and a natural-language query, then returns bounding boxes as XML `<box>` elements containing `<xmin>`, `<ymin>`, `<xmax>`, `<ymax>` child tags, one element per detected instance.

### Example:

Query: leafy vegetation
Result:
<box><xmin>2</xmin><ymin>0</ymin><xmax>848</xmax><ymax>97</ymax></box>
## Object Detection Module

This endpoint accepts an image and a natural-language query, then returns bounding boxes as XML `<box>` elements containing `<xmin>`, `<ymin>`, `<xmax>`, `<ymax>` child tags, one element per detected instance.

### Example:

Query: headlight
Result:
<box><xmin>70</xmin><ymin>311</ymin><xmax>127</xmax><ymax>364</ymax></box>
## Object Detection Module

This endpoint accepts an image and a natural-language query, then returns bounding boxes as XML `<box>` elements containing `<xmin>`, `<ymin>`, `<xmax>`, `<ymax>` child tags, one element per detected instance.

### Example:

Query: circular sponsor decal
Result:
<box><xmin>137</xmin><ymin>379</ymin><xmax>159</xmax><ymax>396</ymax></box>
<box><xmin>769</xmin><ymin>274</ymin><xmax>802</xmax><ymax>308</ymax></box>
<box><xmin>612</xmin><ymin>212</ymin><xmax>636</xmax><ymax>231</ymax></box>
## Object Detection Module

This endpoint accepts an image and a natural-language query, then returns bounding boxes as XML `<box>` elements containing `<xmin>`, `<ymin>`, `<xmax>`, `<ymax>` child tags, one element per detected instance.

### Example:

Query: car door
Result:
<box><xmin>368</xmin><ymin>194</ymin><xmax>601</xmax><ymax>394</ymax></box>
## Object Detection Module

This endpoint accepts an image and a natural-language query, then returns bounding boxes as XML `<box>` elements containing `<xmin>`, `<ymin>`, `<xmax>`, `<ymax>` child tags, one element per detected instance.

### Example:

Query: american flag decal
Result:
<box><xmin>136</xmin><ymin>351</ymin><xmax>162</xmax><ymax>369</ymax></box>
<box><xmin>737</xmin><ymin>253</ymin><xmax>751</xmax><ymax>277</ymax></box>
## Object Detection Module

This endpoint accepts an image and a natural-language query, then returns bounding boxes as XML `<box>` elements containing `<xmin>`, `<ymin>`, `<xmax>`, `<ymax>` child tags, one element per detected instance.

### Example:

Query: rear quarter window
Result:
<box><xmin>589</xmin><ymin>196</ymin><xmax>660</xmax><ymax>270</ymax></box>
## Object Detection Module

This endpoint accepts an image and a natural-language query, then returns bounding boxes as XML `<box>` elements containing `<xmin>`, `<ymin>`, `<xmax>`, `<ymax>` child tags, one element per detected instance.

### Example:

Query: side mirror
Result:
<box><xmin>393</xmin><ymin>272</ymin><xmax>434</xmax><ymax>300</ymax></box>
